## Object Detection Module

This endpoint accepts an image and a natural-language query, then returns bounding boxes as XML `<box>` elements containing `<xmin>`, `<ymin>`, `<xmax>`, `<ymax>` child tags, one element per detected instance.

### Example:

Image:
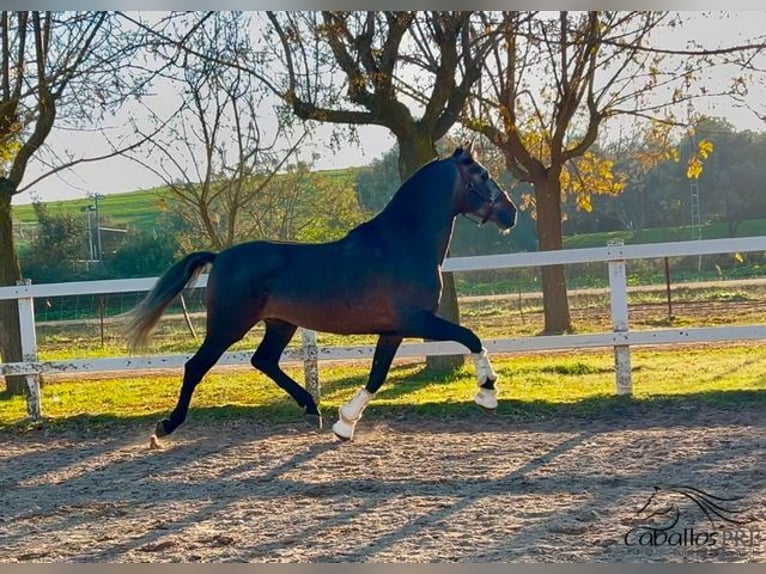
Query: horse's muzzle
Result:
<box><xmin>494</xmin><ymin>206</ymin><xmax>517</xmax><ymax>231</ymax></box>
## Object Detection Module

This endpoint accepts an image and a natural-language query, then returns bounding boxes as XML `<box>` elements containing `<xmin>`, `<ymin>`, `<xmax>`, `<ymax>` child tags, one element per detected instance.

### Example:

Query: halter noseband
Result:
<box><xmin>455</xmin><ymin>159</ymin><xmax>499</xmax><ymax>226</ymax></box>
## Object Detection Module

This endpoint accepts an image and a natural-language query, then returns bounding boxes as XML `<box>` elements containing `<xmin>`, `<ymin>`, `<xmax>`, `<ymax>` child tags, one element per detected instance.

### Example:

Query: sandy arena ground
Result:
<box><xmin>1</xmin><ymin>400</ymin><xmax>764</xmax><ymax>563</ymax></box>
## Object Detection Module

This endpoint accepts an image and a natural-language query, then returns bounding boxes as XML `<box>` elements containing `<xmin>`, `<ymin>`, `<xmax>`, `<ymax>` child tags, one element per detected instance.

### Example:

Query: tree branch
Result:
<box><xmin>17</xmin><ymin>106</ymin><xmax>184</xmax><ymax>193</ymax></box>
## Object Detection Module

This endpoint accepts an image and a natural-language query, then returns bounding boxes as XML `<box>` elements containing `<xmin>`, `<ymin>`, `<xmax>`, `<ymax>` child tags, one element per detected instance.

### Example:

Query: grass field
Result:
<box><xmin>2</xmin><ymin>279</ymin><xmax>764</xmax><ymax>432</ymax></box>
<box><xmin>562</xmin><ymin>218</ymin><xmax>766</xmax><ymax>249</ymax></box>
<box><xmin>30</xmin><ymin>280</ymin><xmax>766</xmax><ymax>361</ymax></box>
<box><xmin>5</xmin><ymin>170</ymin><xmax>765</xmax><ymax>433</ymax></box>
<box><xmin>11</xmin><ymin>168</ymin><xmax>363</xmax><ymax>232</ymax></box>
<box><xmin>13</xmin><ymin>185</ymin><xmax>171</xmax><ymax>231</ymax></box>
<box><xmin>1</xmin><ymin>343</ymin><xmax>764</xmax><ymax>432</ymax></box>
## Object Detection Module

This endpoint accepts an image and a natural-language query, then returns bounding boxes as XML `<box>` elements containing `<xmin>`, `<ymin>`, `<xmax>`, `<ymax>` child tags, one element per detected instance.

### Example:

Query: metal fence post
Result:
<box><xmin>17</xmin><ymin>279</ymin><xmax>42</xmax><ymax>420</ymax></box>
<box><xmin>301</xmin><ymin>328</ymin><xmax>320</xmax><ymax>404</ymax></box>
<box><xmin>607</xmin><ymin>240</ymin><xmax>632</xmax><ymax>395</ymax></box>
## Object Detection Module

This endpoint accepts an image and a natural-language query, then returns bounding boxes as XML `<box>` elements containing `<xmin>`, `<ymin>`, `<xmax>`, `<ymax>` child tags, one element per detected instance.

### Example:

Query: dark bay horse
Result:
<box><xmin>127</xmin><ymin>143</ymin><xmax>517</xmax><ymax>441</ymax></box>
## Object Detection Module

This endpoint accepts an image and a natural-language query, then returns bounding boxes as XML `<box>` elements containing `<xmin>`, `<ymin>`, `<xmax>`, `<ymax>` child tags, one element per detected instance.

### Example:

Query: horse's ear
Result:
<box><xmin>453</xmin><ymin>139</ymin><xmax>476</xmax><ymax>161</ymax></box>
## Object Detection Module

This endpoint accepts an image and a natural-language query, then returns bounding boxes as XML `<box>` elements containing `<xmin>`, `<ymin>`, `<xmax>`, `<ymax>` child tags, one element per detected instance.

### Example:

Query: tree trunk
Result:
<box><xmin>533</xmin><ymin>175</ymin><xmax>572</xmax><ymax>334</ymax></box>
<box><xmin>0</xmin><ymin>187</ymin><xmax>27</xmax><ymax>394</ymax></box>
<box><xmin>397</xmin><ymin>134</ymin><xmax>464</xmax><ymax>372</ymax></box>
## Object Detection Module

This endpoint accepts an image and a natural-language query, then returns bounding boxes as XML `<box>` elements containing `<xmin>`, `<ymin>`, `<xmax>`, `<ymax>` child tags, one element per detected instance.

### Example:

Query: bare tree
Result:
<box><xmin>129</xmin><ymin>14</ymin><xmax>310</xmax><ymax>251</ymax></box>
<box><xmin>260</xmin><ymin>11</ymin><xmax>498</xmax><ymax>370</ymax></box>
<box><xmin>0</xmin><ymin>11</ymin><xmax>151</xmax><ymax>394</ymax></box>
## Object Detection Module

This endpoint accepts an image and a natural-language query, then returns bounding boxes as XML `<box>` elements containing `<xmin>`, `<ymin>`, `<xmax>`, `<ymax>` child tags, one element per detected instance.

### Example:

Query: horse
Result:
<box><xmin>126</xmin><ymin>142</ymin><xmax>517</xmax><ymax>442</ymax></box>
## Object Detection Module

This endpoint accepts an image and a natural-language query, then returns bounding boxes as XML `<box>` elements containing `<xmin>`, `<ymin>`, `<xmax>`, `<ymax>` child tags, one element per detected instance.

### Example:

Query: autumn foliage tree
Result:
<box><xmin>465</xmin><ymin>11</ymin><xmax>753</xmax><ymax>334</ymax></box>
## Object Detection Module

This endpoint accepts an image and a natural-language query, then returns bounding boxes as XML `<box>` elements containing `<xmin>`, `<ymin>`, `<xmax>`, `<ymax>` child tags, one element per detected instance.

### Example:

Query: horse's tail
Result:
<box><xmin>126</xmin><ymin>251</ymin><xmax>217</xmax><ymax>350</ymax></box>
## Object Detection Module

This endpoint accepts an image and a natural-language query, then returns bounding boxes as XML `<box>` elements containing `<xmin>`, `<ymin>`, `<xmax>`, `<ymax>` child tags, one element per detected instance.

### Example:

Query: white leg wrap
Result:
<box><xmin>472</xmin><ymin>348</ymin><xmax>499</xmax><ymax>410</ymax></box>
<box><xmin>472</xmin><ymin>348</ymin><xmax>497</xmax><ymax>385</ymax></box>
<box><xmin>332</xmin><ymin>388</ymin><xmax>372</xmax><ymax>440</ymax></box>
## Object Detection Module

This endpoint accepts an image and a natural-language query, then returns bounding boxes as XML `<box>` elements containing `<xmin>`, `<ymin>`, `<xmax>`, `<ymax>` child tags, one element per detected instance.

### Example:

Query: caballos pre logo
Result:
<box><xmin>624</xmin><ymin>484</ymin><xmax>759</xmax><ymax>550</ymax></box>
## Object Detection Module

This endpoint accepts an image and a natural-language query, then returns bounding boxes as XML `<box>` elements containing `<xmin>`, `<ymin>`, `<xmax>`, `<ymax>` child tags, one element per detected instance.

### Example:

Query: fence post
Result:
<box><xmin>17</xmin><ymin>279</ymin><xmax>42</xmax><ymax>420</ymax></box>
<box><xmin>301</xmin><ymin>328</ymin><xmax>320</xmax><ymax>404</ymax></box>
<box><xmin>607</xmin><ymin>240</ymin><xmax>632</xmax><ymax>395</ymax></box>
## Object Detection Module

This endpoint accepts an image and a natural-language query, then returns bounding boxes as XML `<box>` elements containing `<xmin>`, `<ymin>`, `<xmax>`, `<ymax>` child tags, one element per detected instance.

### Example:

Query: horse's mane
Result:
<box><xmin>380</xmin><ymin>156</ymin><xmax>455</xmax><ymax>214</ymax></box>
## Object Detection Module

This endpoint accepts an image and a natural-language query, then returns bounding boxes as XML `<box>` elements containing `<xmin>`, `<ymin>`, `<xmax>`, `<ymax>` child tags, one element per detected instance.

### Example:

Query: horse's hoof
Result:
<box><xmin>333</xmin><ymin>430</ymin><xmax>352</xmax><ymax>442</ymax></box>
<box><xmin>332</xmin><ymin>419</ymin><xmax>355</xmax><ymax>442</ymax></box>
<box><xmin>476</xmin><ymin>404</ymin><xmax>497</xmax><ymax>416</ymax></box>
<box><xmin>474</xmin><ymin>388</ymin><xmax>498</xmax><ymax>411</ymax></box>
<box><xmin>154</xmin><ymin>419</ymin><xmax>170</xmax><ymax>438</ymax></box>
<box><xmin>304</xmin><ymin>412</ymin><xmax>323</xmax><ymax>432</ymax></box>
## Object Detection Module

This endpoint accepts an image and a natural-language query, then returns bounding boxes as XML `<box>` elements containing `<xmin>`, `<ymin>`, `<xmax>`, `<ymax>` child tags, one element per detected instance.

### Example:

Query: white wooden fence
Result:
<box><xmin>1</xmin><ymin>236</ymin><xmax>765</xmax><ymax>421</ymax></box>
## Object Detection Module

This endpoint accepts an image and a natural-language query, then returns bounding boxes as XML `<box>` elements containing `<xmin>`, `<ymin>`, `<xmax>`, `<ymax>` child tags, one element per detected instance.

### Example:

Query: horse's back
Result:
<box><xmin>208</xmin><ymin>236</ymin><xmax>383</xmax><ymax>302</ymax></box>
<box><xmin>203</xmin><ymin>232</ymin><xmax>438</xmax><ymax>334</ymax></box>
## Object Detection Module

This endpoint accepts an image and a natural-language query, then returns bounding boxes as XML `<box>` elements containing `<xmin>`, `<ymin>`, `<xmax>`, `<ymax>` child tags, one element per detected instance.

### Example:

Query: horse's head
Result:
<box><xmin>451</xmin><ymin>142</ymin><xmax>517</xmax><ymax>233</ymax></box>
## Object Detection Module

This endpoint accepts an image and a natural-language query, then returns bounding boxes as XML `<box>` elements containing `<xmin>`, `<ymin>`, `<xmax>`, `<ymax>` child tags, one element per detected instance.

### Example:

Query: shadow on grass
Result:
<box><xmin>4</xmin><ymin>385</ymin><xmax>764</xmax><ymax>438</ymax></box>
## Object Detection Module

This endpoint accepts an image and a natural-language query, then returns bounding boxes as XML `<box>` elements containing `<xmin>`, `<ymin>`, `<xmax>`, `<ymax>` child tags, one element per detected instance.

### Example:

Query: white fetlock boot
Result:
<box><xmin>332</xmin><ymin>388</ymin><xmax>373</xmax><ymax>441</ymax></box>
<box><xmin>472</xmin><ymin>348</ymin><xmax>499</xmax><ymax>411</ymax></box>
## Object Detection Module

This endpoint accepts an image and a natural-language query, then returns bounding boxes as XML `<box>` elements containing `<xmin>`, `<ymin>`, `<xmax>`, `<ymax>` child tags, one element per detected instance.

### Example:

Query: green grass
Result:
<box><xmin>5</xmin><ymin>171</ymin><xmax>765</xmax><ymax>433</ymax></box>
<box><xmin>563</xmin><ymin>218</ymin><xmax>766</xmax><ymax>249</ymax></box>
<box><xmin>26</xmin><ymin>280</ymin><xmax>766</xmax><ymax>363</ymax></box>
<box><xmin>13</xmin><ymin>185</ymin><xmax>172</xmax><ymax>231</ymax></box>
<box><xmin>1</xmin><ymin>344</ymin><xmax>764</xmax><ymax>432</ymax></box>
<box><xmin>5</xmin><ymin>279</ymin><xmax>759</xmax><ymax>432</ymax></box>
<box><xmin>12</xmin><ymin>167</ymin><xmax>365</xmax><ymax>233</ymax></box>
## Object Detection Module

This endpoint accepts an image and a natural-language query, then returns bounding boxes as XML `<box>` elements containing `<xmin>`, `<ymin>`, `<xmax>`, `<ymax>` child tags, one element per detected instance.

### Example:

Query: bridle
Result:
<box><xmin>455</xmin><ymin>159</ymin><xmax>500</xmax><ymax>227</ymax></box>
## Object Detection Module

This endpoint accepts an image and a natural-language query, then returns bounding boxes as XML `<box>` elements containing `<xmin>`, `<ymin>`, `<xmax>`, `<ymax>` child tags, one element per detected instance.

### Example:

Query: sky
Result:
<box><xmin>10</xmin><ymin>10</ymin><xmax>766</xmax><ymax>207</ymax></box>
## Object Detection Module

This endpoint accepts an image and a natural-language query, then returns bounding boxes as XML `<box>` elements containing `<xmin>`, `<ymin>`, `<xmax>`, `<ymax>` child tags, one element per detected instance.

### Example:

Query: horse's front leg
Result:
<box><xmin>402</xmin><ymin>311</ymin><xmax>500</xmax><ymax>412</ymax></box>
<box><xmin>332</xmin><ymin>334</ymin><xmax>403</xmax><ymax>441</ymax></box>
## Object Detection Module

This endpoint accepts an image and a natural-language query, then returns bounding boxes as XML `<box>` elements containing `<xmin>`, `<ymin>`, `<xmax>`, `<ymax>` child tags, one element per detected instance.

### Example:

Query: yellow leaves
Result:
<box><xmin>520</xmin><ymin>192</ymin><xmax>536</xmax><ymax>219</ymax></box>
<box><xmin>734</xmin><ymin>252</ymin><xmax>744</xmax><ymax>264</ymax></box>
<box><xmin>0</xmin><ymin>138</ymin><xmax>21</xmax><ymax>177</ymax></box>
<box><xmin>623</xmin><ymin>120</ymin><xmax>713</xmax><ymax>184</ymax></box>
<box><xmin>1</xmin><ymin>118</ymin><xmax>24</xmax><ymax>169</ymax></box>
<box><xmin>520</xmin><ymin>129</ymin><xmax>549</xmax><ymax>160</ymax></box>
<box><xmin>637</xmin><ymin>119</ymin><xmax>680</xmax><ymax>167</ymax></box>
<box><xmin>562</xmin><ymin>150</ymin><xmax>627</xmax><ymax>213</ymax></box>
<box><xmin>576</xmin><ymin>195</ymin><xmax>593</xmax><ymax>213</ymax></box>
<box><xmin>0</xmin><ymin>140</ymin><xmax>20</xmax><ymax>162</ymax></box>
<box><xmin>664</xmin><ymin>147</ymin><xmax>681</xmax><ymax>163</ymax></box>
<box><xmin>686</xmin><ymin>139</ymin><xmax>714</xmax><ymax>180</ymax></box>
<box><xmin>697</xmin><ymin>139</ymin><xmax>714</xmax><ymax>159</ymax></box>
<box><xmin>686</xmin><ymin>156</ymin><xmax>703</xmax><ymax>180</ymax></box>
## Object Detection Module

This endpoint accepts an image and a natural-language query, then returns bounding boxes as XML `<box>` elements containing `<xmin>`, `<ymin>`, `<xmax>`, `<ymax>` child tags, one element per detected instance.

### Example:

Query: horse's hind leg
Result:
<box><xmin>155</xmin><ymin>302</ymin><xmax>259</xmax><ymax>439</ymax></box>
<box><xmin>251</xmin><ymin>319</ymin><xmax>322</xmax><ymax>430</ymax></box>
<box><xmin>155</xmin><ymin>334</ymin><xmax>235</xmax><ymax>439</ymax></box>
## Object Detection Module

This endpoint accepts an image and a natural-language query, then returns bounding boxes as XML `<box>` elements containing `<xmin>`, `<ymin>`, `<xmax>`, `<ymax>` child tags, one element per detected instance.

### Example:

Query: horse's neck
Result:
<box><xmin>374</xmin><ymin>163</ymin><xmax>458</xmax><ymax>265</ymax></box>
<box><xmin>433</xmin><ymin>216</ymin><xmax>457</xmax><ymax>265</ymax></box>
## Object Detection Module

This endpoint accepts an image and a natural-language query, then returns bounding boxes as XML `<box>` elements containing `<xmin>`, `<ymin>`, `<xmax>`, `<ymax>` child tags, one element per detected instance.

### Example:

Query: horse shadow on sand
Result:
<box><xmin>1</xmin><ymin>370</ymin><xmax>764</xmax><ymax>562</ymax></box>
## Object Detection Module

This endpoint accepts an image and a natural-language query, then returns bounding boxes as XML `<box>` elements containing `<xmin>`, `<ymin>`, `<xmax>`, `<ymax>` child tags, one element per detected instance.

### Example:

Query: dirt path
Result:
<box><xmin>1</xmin><ymin>404</ymin><xmax>764</xmax><ymax>563</ymax></box>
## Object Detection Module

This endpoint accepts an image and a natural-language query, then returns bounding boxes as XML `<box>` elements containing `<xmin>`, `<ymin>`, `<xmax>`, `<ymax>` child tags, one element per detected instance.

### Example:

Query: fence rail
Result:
<box><xmin>1</xmin><ymin>236</ymin><xmax>765</xmax><ymax>420</ymax></box>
